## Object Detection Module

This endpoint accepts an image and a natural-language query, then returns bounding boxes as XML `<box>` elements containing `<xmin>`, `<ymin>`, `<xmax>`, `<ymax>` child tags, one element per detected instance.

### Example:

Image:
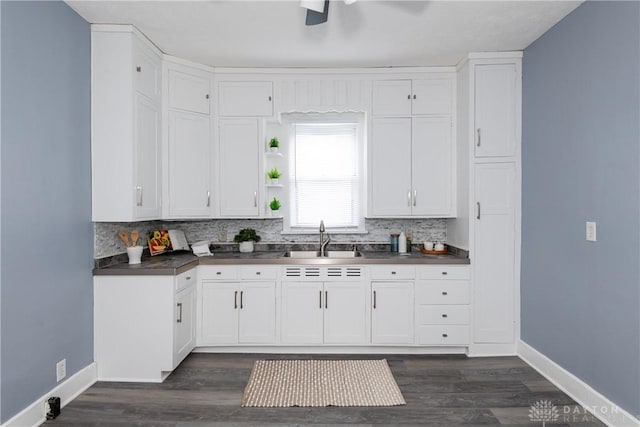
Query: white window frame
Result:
<box><xmin>282</xmin><ymin>112</ymin><xmax>367</xmax><ymax>235</ymax></box>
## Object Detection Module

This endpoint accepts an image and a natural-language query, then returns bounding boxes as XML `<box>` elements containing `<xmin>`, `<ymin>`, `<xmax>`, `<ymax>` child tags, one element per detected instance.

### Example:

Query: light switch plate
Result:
<box><xmin>586</xmin><ymin>221</ymin><xmax>596</xmax><ymax>242</ymax></box>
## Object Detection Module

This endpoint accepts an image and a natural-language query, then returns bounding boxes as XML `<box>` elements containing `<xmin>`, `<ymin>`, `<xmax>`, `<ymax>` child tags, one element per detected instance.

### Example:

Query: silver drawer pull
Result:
<box><xmin>136</xmin><ymin>66</ymin><xmax>141</xmax><ymax>73</ymax></box>
<box><xmin>441</xmin><ymin>271</ymin><xmax>448</xmax><ymax>275</ymax></box>
<box><xmin>442</xmin><ymin>333</ymin><xmax>448</xmax><ymax>338</ymax></box>
<box><xmin>255</xmin><ymin>271</ymin><xmax>261</xmax><ymax>275</ymax></box>
<box><xmin>391</xmin><ymin>271</ymin><xmax>396</xmax><ymax>275</ymax></box>
<box><xmin>186</xmin><ymin>276</ymin><xmax>191</xmax><ymax>280</ymax></box>
<box><xmin>216</xmin><ymin>272</ymin><xmax>222</xmax><ymax>275</ymax></box>
<box><xmin>442</xmin><ymin>314</ymin><xmax>448</xmax><ymax>318</ymax></box>
<box><xmin>442</xmin><ymin>291</ymin><xmax>448</xmax><ymax>296</ymax></box>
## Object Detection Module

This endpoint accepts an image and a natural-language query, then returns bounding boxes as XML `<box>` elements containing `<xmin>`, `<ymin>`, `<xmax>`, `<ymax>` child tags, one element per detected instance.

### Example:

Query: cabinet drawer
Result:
<box><xmin>416</xmin><ymin>266</ymin><xmax>470</xmax><ymax>280</ymax></box>
<box><xmin>416</xmin><ymin>325</ymin><xmax>469</xmax><ymax>345</ymax></box>
<box><xmin>175</xmin><ymin>269</ymin><xmax>197</xmax><ymax>292</ymax></box>
<box><xmin>370</xmin><ymin>265</ymin><xmax>415</xmax><ymax>280</ymax></box>
<box><xmin>240</xmin><ymin>266</ymin><xmax>278</xmax><ymax>280</ymax></box>
<box><xmin>415</xmin><ymin>281</ymin><xmax>469</xmax><ymax>304</ymax></box>
<box><xmin>416</xmin><ymin>305</ymin><xmax>469</xmax><ymax>325</ymax></box>
<box><xmin>199</xmin><ymin>266</ymin><xmax>238</xmax><ymax>280</ymax></box>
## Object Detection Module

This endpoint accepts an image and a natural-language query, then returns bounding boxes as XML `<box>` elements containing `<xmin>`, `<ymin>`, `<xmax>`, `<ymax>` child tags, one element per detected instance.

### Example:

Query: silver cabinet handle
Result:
<box><xmin>216</xmin><ymin>271</ymin><xmax>222</xmax><ymax>276</ymax></box>
<box><xmin>413</xmin><ymin>94</ymin><xmax>417</xmax><ymax>100</ymax></box>
<box><xmin>255</xmin><ymin>271</ymin><xmax>261</xmax><ymax>275</ymax></box>
<box><xmin>268</xmin><ymin>95</ymin><xmax>272</xmax><ymax>101</ymax></box>
<box><xmin>373</xmin><ymin>291</ymin><xmax>377</xmax><ymax>309</ymax></box>
<box><xmin>186</xmin><ymin>276</ymin><xmax>191</xmax><ymax>280</ymax></box>
<box><xmin>407</xmin><ymin>190</ymin><xmax>411</xmax><ymax>207</ymax></box>
<box><xmin>136</xmin><ymin>186</ymin><xmax>143</xmax><ymax>206</ymax></box>
<box><xmin>407</xmin><ymin>94</ymin><xmax>411</xmax><ymax>100</ymax></box>
<box><xmin>205</xmin><ymin>94</ymin><xmax>210</xmax><ymax>99</ymax></box>
<box><xmin>254</xmin><ymin>191</ymin><xmax>257</xmax><ymax>207</ymax></box>
<box><xmin>442</xmin><ymin>291</ymin><xmax>448</xmax><ymax>296</ymax></box>
<box><xmin>442</xmin><ymin>314</ymin><xmax>448</xmax><ymax>318</ymax></box>
<box><xmin>476</xmin><ymin>128</ymin><xmax>481</xmax><ymax>147</ymax></box>
<box><xmin>413</xmin><ymin>190</ymin><xmax>417</xmax><ymax>207</ymax></box>
<box><xmin>240</xmin><ymin>291</ymin><xmax>243</xmax><ymax>309</ymax></box>
<box><xmin>325</xmin><ymin>291</ymin><xmax>328</xmax><ymax>309</ymax></box>
<box><xmin>207</xmin><ymin>191</ymin><xmax>211</xmax><ymax>207</ymax></box>
<box><xmin>234</xmin><ymin>291</ymin><xmax>238</xmax><ymax>309</ymax></box>
<box><xmin>176</xmin><ymin>303</ymin><xmax>183</xmax><ymax>323</ymax></box>
<box><xmin>136</xmin><ymin>66</ymin><xmax>141</xmax><ymax>73</ymax></box>
<box><xmin>442</xmin><ymin>333</ymin><xmax>448</xmax><ymax>338</ymax></box>
<box><xmin>319</xmin><ymin>290</ymin><xmax>322</xmax><ymax>309</ymax></box>
<box><xmin>477</xmin><ymin>202</ymin><xmax>481</xmax><ymax>220</ymax></box>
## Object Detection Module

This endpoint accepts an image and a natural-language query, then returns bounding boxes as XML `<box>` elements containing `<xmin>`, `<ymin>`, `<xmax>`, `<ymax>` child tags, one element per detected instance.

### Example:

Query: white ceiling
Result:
<box><xmin>66</xmin><ymin>0</ymin><xmax>582</xmax><ymax>68</ymax></box>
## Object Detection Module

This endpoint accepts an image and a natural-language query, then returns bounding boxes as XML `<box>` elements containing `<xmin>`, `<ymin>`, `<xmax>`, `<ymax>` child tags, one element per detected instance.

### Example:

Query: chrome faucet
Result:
<box><xmin>319</xmin><ymin>220</ymin><xmax>330</xmax><ymax>256</ymax></box>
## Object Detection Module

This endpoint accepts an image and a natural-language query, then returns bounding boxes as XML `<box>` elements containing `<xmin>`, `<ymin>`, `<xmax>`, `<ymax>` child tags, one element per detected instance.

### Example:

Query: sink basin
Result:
<box><xmin>326</xmin><ymin>251</ymin><xmax>361</xmax><ymax>258</ymax></box>
<box><xmin>282</xmin><ymin>250</ymin><xmax>361</xmax><ymax>258</ymax></box>
<box><xmin>283</xmin><ymin>250</ymin><xmax>321</xmax><ymax>258</ymax></box>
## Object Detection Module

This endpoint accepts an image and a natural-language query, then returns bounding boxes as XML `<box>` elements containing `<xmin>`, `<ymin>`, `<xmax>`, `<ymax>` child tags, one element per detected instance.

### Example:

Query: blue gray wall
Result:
<box><xmin>0</xmin><ymin>1</ymin><xmax>92</xmax><ymax>422</ymax></box>
<box><xmin>522</xmin><ymin>1</ymin><xmax>640</xmax><ymax>417</ymax></box>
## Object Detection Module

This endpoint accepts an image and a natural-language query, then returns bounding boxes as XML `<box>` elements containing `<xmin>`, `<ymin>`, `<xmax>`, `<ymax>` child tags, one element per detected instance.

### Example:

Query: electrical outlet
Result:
<box><xmin>586</xmin><ymin>221</ymin><xmax>597</xmax><ymax>242</ymax></box>
<box><xmin>56</xmin><ymin>359</ymin><xmax>66</xmax><ymax>382</ymax></box>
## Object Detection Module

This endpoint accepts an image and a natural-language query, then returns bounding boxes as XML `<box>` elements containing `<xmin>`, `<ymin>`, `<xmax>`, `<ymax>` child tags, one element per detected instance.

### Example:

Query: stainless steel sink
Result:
<box><xmin>282</xmin><ymin>250</ymin><xmax>361</xmax><ymax>258</ymax></box>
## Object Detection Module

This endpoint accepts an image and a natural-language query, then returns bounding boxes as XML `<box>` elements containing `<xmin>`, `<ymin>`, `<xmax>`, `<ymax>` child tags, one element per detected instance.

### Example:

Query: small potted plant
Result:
<box><xmin>268</xmin><ymin>137</ymin><xmax>279</xmax><ymax>153</ymax></box>
<box><xmin>267</xmin><ymin>168</ymin><xmax>282</xmax><ymax>185</ymax></box>
<box><xmin>269</xmin><ymin>197</ymin><xmax>282</xmax><ymax>216</ymax></box>
<box><xmin>233</xmin><ymin>228</ymin><xmax>261</xmax><ymax>253</ymax></box>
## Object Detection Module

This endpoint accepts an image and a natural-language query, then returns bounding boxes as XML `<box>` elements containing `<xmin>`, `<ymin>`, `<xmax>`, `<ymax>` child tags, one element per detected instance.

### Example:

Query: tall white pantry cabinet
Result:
<box><xmin>449</xmin><ymin>53</ymin><xmax>522</xmax><ymax>356</ymax></box>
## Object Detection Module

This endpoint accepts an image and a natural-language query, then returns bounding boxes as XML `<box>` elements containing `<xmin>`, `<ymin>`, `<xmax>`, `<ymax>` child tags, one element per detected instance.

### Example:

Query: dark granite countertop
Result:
<box><xmin>93</xmin><ymin>249</ymin><xmax>470</xmax><ymax>276</ymax></box>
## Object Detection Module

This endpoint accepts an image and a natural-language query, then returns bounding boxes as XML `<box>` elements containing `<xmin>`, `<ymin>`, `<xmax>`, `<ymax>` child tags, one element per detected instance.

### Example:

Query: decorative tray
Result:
<box><xmin>420</xmin><ymin>247</ymin><xmax>448</xmax><ymax>255</ymax></box>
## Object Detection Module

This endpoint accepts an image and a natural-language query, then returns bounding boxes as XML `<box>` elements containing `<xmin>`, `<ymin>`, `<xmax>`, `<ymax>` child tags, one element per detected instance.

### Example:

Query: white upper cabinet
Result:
<box><xmin>218</xmin><ymin>119</ymin><xmax>261</xmax><ymax>217</ymax></box>
<box><xmin>168</xmin><ymin>69</ymin><xmax>211</xmax><ymax>115</ymax></box>
<box><xmin>164</xmin><ymin>62</ymin><xmax>213</xmax><ymax>219</ymax></box>
<box><xmin>411</xmin><ymin>116</ymin><xmax>453</xmax><ymax>216</ymax></box>
<box><xmin>373</xmin><ymin>80</ymin><xmax>412</xmax><ymax>116</ymax></box>
<box><xmin>373</xmin><ymin>75</ymin><xmax>454</xmax><ymax>116</ymax></box>
<box><xmin>371</xmin><ymin>118</ymin><xmax>413</xmax><ymax>216</ymax></box>
<box><xmin>218</xmin><ymin>81</ymin><xmax>273</xmax><ymax>117</ymax></box>
<box><xmin>167</xmin><ymin>111</ymin><xmax>212</xmax><ymax>217</ymax></box>
<box><xmin>474</xmin><ymin>64</ymin><xmax>517</xmax><ymax>157</ymax></box>
<box><xmin>91</xmin><ymin>25</ymin><xmax>162</xmax><ymax>221</ymax></box>
<box><xmin>370</xmin><ymin>117</ymin><xmax>454</xmax><ymax>217</ymax></box>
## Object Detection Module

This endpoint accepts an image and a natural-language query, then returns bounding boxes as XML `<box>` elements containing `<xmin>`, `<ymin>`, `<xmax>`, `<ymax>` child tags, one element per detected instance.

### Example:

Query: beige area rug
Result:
<box><xmin>241</xmin><ymin>359</ymin><xmax>406</xmax><ymax>407</ymax></box>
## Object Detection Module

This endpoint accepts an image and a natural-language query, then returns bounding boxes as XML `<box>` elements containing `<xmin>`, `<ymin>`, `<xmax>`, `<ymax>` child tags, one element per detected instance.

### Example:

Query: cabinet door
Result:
<box><xmin>281</xmin><ymin>282</ymin><xmax>323</xmax><ymax>344</ymax></box>
<box><xmin>473</xmin><ymin>163</ymin><xmax>515</xmax><ymax>343</ymax></box>
<box><xmin>411</xmin><ymin>117</ymin><xmax>453</xmax><ymax>216</ymax></box>
<box><xmin>372</xmin><ymin>80</ymin><xmax>412</xmax><ymax>116</ymax></box>
<box><xmin>238</xmin><ymin>282</ymin><xmax>277</xmax><ymax>344</ymax></box>
<box><xmin>174</xmin><ymin>284</ymin><xmax>196</xmax><ymax>367</ymax></box>
<box><xmin>324</xmin><ymin>282</ymin><xmax>368</xmax><ymax>344</ymax></box>
<box><xmin>218</xmin><ymin>81</ymin><xmax>273</xmax><ymax>117</ymax></box>
<box><xmin>134</xmin><ymin>93</ymin><xmax>161</xmax><ymax>219</ymax></box>
<box><xmin>370</xmin><ymin>118</ymin><xmax>412</xmax><ymax>216</ymax></box>
<box><xmin>411</xmin><ymin>77</ymin><xmax>453</xmax><ymax>115</ymax></box>
<box><xmin>200</xmin><ymin>282</ymin><xmax>239</xmax><ymax>344</ymax></box>
<box><xmin>218</xmin><ymin>119</ymin><xmax>260</xmax><ymax>216</ymax></box>
<box><xmin>474</xmin><ymin>64</ymin><xmax>517</xmax><ymax>157</ymax></box>
<box><xmin>371</xmin><ymin>282</ymin><xmax>414</xmax><ymax>344</ymax></box>
<box><xmin>133</xmin><ymin>39</ymin><xmax>161</xmax><ymax>102</ymax></box>
<box><xmin>168</xmin><ymin>111</ymin><xmax>212</xmax><ymax>217</ymax></box>
<box><xmin>168</xmin><ymin>69</ymin><xmax>210</xmax><ymax>115</ymax></box>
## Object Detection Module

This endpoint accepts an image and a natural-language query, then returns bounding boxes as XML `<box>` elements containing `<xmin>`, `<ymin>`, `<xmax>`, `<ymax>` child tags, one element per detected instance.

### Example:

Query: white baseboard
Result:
<box><xmin>518</xmin><ymin>340</ymin><xmax>639</xmax><ymax>427</ymax></box>
<box><xmin>2</xmin><ymin>362</ymin><xmax>97</xmax><ymax>427</ymax></box>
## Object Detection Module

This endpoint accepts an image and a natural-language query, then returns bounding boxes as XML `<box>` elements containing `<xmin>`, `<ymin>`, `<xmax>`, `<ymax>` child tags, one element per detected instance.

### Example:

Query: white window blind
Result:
<box><xmin>288</xmin><ymin>120</ymin><xmax>364</xmax><ymax>231</ymax></box>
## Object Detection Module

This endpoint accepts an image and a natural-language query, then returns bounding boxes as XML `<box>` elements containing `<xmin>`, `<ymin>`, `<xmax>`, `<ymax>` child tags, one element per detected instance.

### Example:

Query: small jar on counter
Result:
<box><xmin>390</xmin><ymin>233</ymin><xmax>399</xmax><ymax>252</ymax></box>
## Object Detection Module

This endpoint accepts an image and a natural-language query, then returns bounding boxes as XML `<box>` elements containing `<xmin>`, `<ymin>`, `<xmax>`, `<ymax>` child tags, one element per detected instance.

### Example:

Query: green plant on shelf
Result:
<box><xmin>268</xmin><ymin>137</ymin><xmax>279</xmax><ymax>148</ymax></box>
<box><xmin>269</xmin><ymin>197</ymin><xmax>282</xmax><ymax>211</ymax></box>
<box><xmin>267</xmin><ymin>168</ymin><xmax>282</xmax><ymax>180</ymax></box>
<box><xmin>233</xmin><ymin>228</ymin><xmax>261</xmax><ymax>243</ymax></box>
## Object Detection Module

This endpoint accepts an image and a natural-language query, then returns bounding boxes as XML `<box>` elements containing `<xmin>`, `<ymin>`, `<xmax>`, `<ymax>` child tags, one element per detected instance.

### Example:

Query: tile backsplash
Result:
<box><xmin>94</xmin><ymin>218</ymin><xmax>446</xmax><ymax>259</ymax></box>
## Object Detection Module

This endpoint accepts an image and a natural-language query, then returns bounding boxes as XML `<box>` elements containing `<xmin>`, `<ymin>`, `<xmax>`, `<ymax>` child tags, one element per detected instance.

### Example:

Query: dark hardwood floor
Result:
<box><xmin>45</xmin><ymin>353</ymin><xmax>606</xmax><ymax>426</ymax></box>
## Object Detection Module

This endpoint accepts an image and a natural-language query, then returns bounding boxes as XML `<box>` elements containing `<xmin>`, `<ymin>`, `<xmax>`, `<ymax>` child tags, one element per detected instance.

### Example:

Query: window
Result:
<box><xmin>284</xmin><ymin>113</ymin><xmax>365</xmax><ymax>233</ymax></box>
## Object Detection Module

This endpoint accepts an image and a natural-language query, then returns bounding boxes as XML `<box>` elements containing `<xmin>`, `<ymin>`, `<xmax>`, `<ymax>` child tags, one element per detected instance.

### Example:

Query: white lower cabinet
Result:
<box><xmin>281</xmin><ymin>281</ymin><xmax>369</xmax><ymax>345</ymax></box>
<box><xmin>94</xmin><ymin>269</ymin><xmax>197</xmax><ymax>382</ymax></box>
<box><xmin>415</xmin><ymin>266</ymin><xmax>470</xmax><ymax>345</ymax></box>
<box><xmin>371</xmin><ymin>281</ymin><xmax>414</xmax><ymax>344</ymax></box>
<box><xmin>199</xmin><ymin>266</ymin><xmax>277</xmax><ymax>345</ymax></box>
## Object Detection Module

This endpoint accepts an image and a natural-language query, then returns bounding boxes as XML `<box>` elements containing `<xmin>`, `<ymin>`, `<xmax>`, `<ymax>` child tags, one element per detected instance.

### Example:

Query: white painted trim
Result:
<box><xmin>518</xmin><ymin>340</ymin><xmax>639</xmax><ymax>427</ymax></box>
<box><xmin>2</xmin><ymin>363</ymin><xmax>97</xmax><ymax>427</ymax></box>
<box><xmin>193</xmin><ymin>346</ymin><xmax>468</xmax><ymax>354</ymax></box>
